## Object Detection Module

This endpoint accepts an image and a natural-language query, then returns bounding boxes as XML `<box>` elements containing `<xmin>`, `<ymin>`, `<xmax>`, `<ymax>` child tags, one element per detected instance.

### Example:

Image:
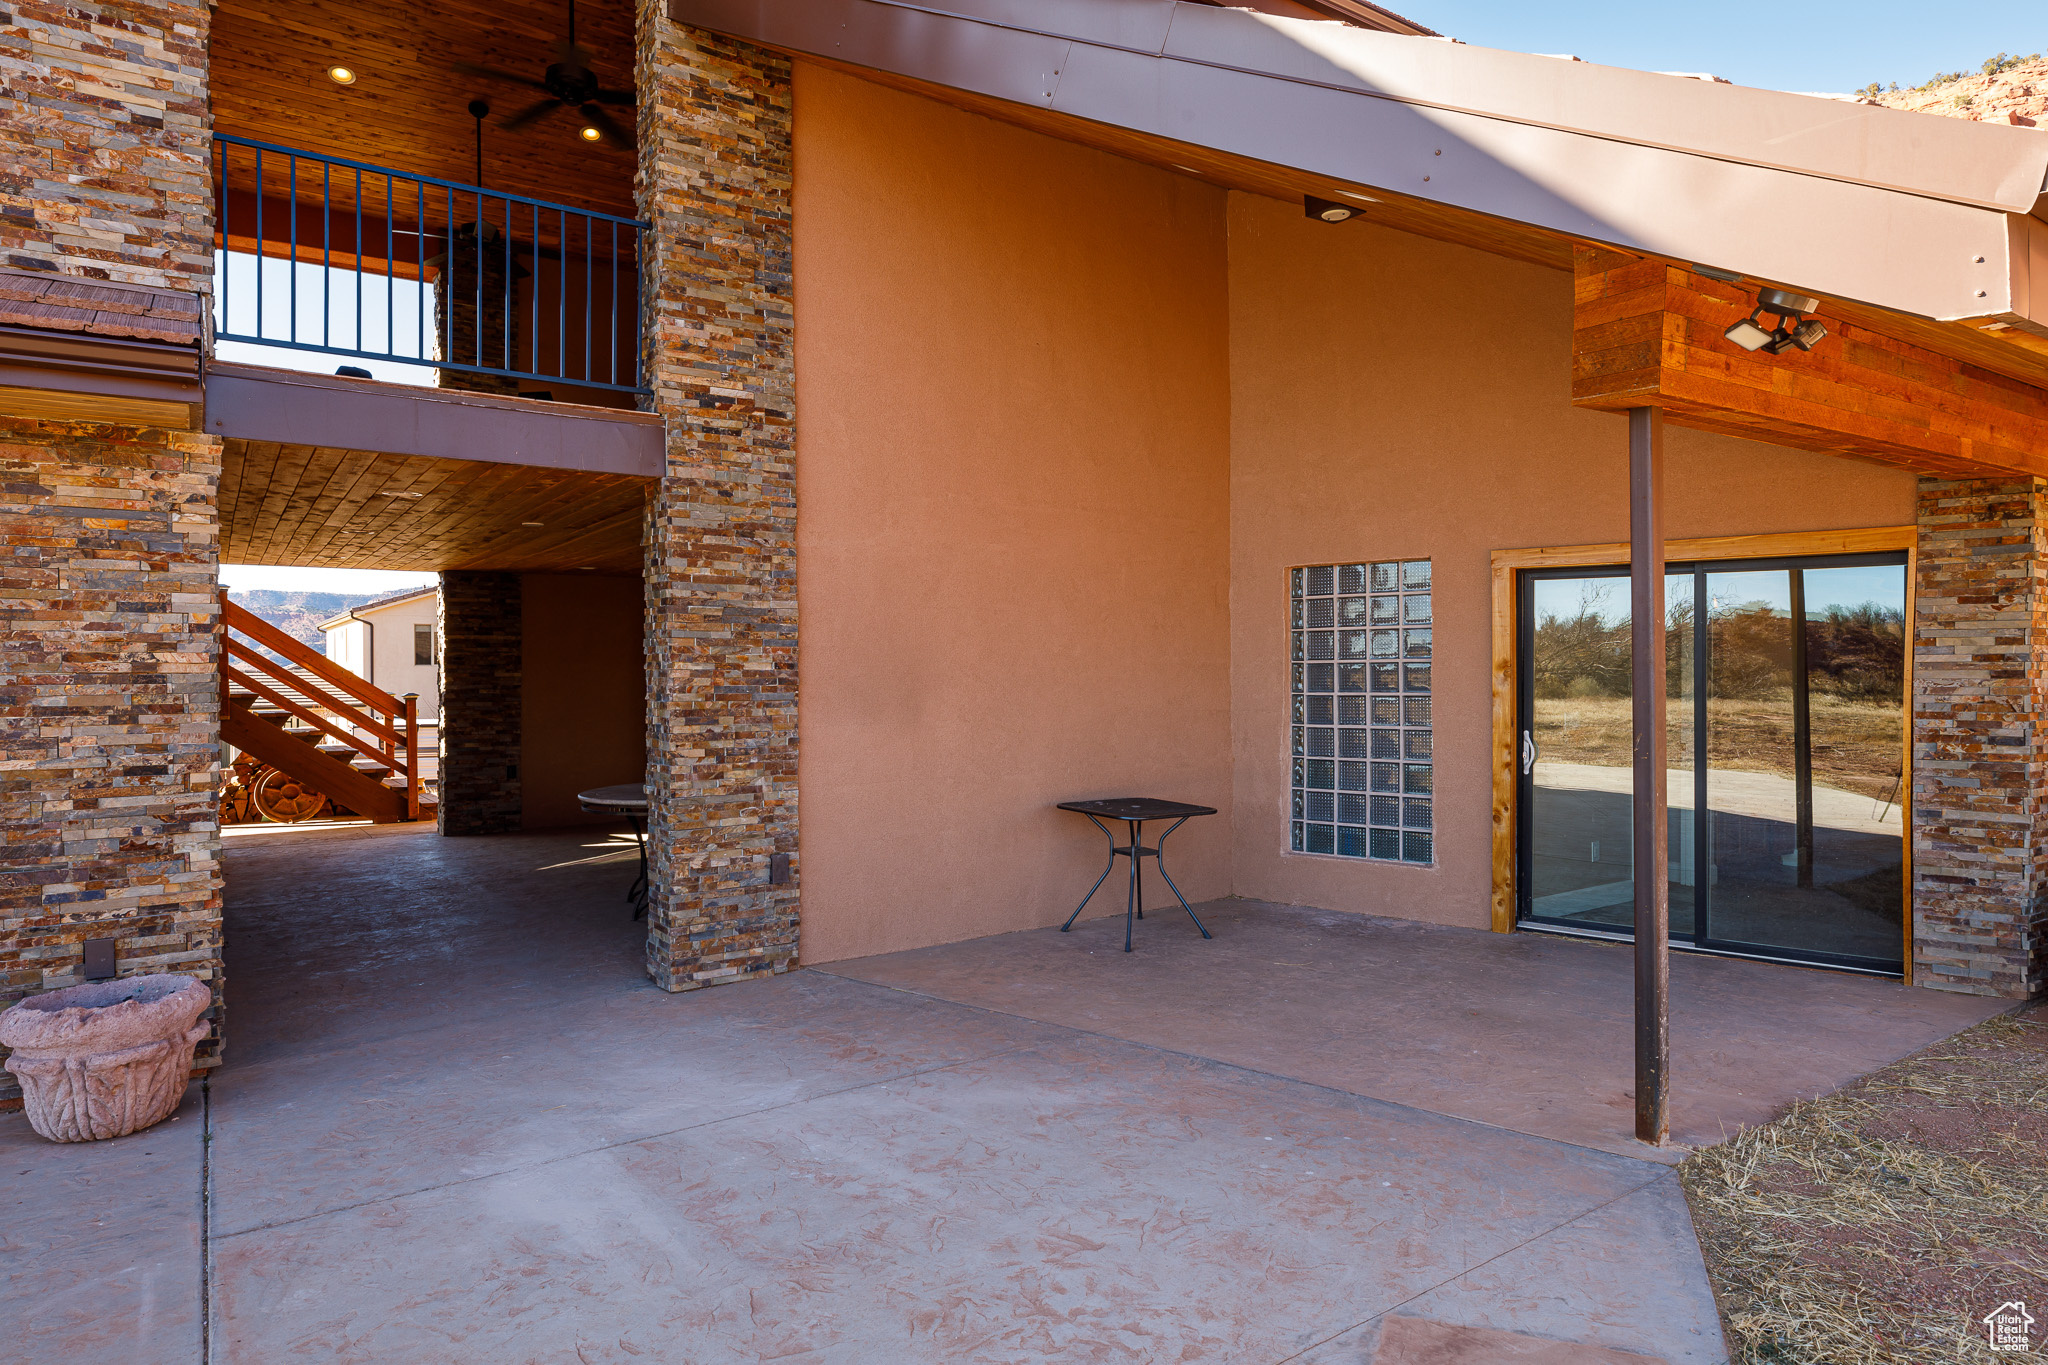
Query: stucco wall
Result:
<box><xmin>1224</xmin><ymin>193</ymin><xmax>1918</xmax><ymax>930</ymax></box>
<box><xmin>791</xmin><ymin>63</ymin><xmax>1235</xmax><ymax>964</ymax></box>
<box><xmin>521</xmin><ymin>573</ymin><xmax>646</xmax><ymax>829</ymax></box>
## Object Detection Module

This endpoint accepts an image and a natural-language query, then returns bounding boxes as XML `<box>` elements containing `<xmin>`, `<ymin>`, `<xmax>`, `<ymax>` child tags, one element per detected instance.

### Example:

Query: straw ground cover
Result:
<box><xmin>1679</xmin><ymin>1005</ymin><xmax>2048</xmax><ymax>1362</ymax></box>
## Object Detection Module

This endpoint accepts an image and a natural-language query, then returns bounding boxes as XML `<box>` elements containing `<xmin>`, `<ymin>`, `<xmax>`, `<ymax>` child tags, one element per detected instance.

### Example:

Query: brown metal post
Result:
<box><xmin>402</xmin><ymin>693</ymin><xmax>420</xmax><ymax>821</ymax></box>
<box><xmin>1629</xmin><ymin>406</ymin><xmax>1670</xmax><ymax>1146</ymax></box>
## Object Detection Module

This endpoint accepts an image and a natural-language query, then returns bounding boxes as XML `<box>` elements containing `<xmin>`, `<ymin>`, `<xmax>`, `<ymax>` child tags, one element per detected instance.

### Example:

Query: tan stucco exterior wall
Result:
<box><xmin>791</xmin><ymin>63</ymin><xmax>1235</xmax><ymax>964</ymax></box>
<box><xmin>521</xmin><ymin>573</ymin><xmax>647</xmax><ymax>830</ymax></box>
<box><xmin>1224</xmin><ymin>193</ymin><xmax>1918</xmax><ymax>930</ymax></box>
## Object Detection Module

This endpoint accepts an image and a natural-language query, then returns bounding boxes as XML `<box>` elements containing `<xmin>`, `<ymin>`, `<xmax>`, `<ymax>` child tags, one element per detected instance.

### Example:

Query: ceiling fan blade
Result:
<box><xmin>577</xmin><ymin>103</ymin><xmax>633</xmax><ymax>147</ymax></box>
<box><xmin>593</xmin><ymin>88</ymin><xmax>635</xmax><ymax>106</ymax></box>
<box><xmin>500</xmin><ymin>97</ymin><xmax>564</xmax><ymax>130</ymax></box>
<box><xmin>453</xmin><ymin>61</ymin><xmax>549</xmax><ymax>91</ymax></box>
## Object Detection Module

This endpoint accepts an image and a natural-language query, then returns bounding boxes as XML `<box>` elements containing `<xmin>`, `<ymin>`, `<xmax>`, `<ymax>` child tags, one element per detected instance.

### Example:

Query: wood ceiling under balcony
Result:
<box><xmin>220</xmin><ymin>438</ymin><xmax>649</xmax><ymax>574</ymax></box>
<box><xmin>210</xmin><ymin>0</ymin><xmax>638</xmax><ymax>221</ymax></box>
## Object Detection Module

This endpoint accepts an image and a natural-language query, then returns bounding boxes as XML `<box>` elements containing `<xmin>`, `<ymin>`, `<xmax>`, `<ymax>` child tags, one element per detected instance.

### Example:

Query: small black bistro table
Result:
<box><xmin>577</xmin><ymin>783</ymin><xmax>650</xmax><ymax>920</ymax></box>
<box><xmin>1057</xmin><ymin>797</ymin><xmax>1217</xmax><ymax>953</ymax></box>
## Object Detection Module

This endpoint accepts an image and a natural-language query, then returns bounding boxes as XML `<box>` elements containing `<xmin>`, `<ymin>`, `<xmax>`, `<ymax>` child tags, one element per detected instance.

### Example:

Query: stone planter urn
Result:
<box><xmin>1</xmin><ymin>975</ymin><xmax>210</xmax><ymax>1142</ymax></box>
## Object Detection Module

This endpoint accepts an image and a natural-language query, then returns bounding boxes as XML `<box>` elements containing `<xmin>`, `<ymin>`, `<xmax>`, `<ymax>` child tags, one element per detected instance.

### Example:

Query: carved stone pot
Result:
<box><xmin>1</xmin><ymin>975</ymin><xmax>210</xmax><ymax>1142</ymax></box>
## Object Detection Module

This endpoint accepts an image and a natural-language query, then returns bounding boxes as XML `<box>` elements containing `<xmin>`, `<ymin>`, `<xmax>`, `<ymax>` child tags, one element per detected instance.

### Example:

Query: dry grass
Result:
<box><xmin>1533</xmin><ymin>696</ymin><xmax>1903</xmax><ymax>802</ymax></box>
<box><xmin>1679</xmin><ymin>1008</ymin><xmax>2048</xmax><ymax>1363</ymax></box>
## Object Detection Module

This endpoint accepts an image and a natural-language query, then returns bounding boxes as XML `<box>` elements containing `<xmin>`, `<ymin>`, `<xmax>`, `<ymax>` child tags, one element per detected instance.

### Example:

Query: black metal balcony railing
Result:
<box><xmin>213</xmin><ymin>134</ymin><xmax>649</xmax><ymax>394</ymax></box>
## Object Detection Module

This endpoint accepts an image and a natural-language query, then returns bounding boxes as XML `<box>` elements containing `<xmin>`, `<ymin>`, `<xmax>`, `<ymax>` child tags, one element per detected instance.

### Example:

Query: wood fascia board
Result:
<box><xmin>0</xmin><ymin>323</ymin><xmax>203</xmax><ymax>416</ymax></box>
<box><xmin>1487</xmin><ymin>525</ymin><xmax>1914</xmax><ymax>936</ymax></box>
<box><xmin>0</xmin><ymin>385</ymin><xmax>195</xmax><ymax>428</ymax></box>
<box><xmin>203</xmin><ymin>362</ymin><xmax>662</xmax><ymax>477</ymax></box>
<box><xmin>1572</xmin><ymin>248</ymin><xmax>2048</xmax><ymax>480</ymax></box>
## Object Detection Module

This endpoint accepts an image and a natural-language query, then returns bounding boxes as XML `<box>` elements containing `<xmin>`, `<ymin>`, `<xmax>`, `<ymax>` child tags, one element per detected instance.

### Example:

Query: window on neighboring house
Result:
<box><xmin>1290</xmin><ymin>560</ymin><xmax>1433</xmax><ymax>864</ymax></box>
<box><xmin>415</xmin><ymin>622</ymin><xmax>437</xmax><ymax>666</ymax></box>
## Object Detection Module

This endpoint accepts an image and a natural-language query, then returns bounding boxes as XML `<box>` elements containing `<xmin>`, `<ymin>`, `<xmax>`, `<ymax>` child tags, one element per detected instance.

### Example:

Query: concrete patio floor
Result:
<box><xmin>4</xmin><ymin>823</ymin><xmax>2006</xmax><ymax>1364</ymax></box>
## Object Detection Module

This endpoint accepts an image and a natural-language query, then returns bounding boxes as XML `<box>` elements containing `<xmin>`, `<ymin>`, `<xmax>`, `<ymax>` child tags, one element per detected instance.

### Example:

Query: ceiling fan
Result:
<box><xmin>455</xmin><ymin>0</ymin><xmax>634</xmax><ymax>147</ymax></box>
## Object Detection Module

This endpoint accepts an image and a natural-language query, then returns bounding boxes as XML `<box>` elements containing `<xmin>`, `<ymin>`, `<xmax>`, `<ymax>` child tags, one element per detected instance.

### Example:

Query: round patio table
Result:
<box><xmin>577</xmin><ymin>784</ymin><xmax>649</xmax><ymax>920</ymax></box>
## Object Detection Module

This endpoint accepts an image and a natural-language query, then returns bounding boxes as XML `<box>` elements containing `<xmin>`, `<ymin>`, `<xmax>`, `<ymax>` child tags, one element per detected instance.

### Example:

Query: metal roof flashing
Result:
<box><xmin>670</xmin><ymin>0</ymin><xmax>2048</xmax><ymax>322</ymax></box>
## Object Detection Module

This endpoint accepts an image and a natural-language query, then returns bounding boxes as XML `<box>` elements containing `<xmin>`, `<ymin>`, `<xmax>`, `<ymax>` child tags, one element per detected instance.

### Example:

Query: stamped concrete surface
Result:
<box><xmin>823</xmin><ymin>897</ymin><xmax>2005</xmax><ymax>1161</ymax></box>
<box><xmin>4</xmin><ymin>823</ymin><xmax>1996</xmax><ymax>1363</ymax></box>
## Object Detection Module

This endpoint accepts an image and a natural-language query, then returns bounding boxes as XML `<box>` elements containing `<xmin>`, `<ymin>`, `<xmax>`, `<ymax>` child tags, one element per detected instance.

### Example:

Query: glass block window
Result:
<box><xmin>1291</xmin><ymin>560</ymin><xmax>1433</xmax><ymax>864</ymax></box>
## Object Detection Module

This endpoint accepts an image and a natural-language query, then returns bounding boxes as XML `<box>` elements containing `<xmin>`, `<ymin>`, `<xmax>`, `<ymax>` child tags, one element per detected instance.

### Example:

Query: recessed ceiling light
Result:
<box><xmin>579</xmin><ymin>126</ymin><xmax>602</xmax><ymax>142</ymax></box>
<box><xmin>327</xmin><ymin>66</ymin><xmax>357</xmax><ymax>85</ymax></box>
<box><xmin>1304</xmin><ymin>195</ymin><xmax>1358</xmax><ymax>223</ymax></box>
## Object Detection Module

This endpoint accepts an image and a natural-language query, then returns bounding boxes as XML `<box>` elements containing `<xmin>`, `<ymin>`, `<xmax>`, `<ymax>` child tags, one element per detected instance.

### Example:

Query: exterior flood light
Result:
<box><xmin>327</xmin><ymin>65</ymin><xmax>357</xmax><ymax>85</ymax></box>
<box><xmin>1724</xmin><ymin>287</ymin><xmax>1827</xmax><ymax>355</ymax></box>
<box><xmin>1305</xmin><ymin>195</ymin><xmax>1358</xmax><ymax>223</ymax></box>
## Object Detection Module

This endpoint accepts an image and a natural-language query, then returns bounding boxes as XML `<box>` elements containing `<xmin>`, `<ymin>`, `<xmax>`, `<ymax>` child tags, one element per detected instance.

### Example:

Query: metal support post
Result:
<box><xmin>1629</xmin><ymin>406</ymin><xmax>1670</xmax><ymax>1146</ymax></box>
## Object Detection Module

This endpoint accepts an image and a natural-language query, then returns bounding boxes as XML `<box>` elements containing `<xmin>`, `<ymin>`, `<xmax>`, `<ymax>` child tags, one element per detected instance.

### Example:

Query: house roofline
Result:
<box><xmin>671</xmin><ymin>0</ymin><xmax>2048</xmax><ymax>326</ymax></box>
<box><xmin>315</xmin><ymin>584</ymin><xmax>437</xmax><ymax>632</ymax></box>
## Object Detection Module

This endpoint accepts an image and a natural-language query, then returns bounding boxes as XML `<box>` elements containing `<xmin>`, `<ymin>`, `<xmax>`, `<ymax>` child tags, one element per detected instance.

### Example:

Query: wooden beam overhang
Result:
<box><xmin>1572</xmin><ymin>246</ymin><xmax>2048</xmax><ymax>480</ymax></box>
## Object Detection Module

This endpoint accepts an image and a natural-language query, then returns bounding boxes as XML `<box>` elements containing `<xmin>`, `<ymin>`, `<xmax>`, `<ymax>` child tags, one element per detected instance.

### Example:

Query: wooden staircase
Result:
<box><xmin>220</xmin><ymin>592</ymin><xmax>426</xmax><ymax>824</ymax></box>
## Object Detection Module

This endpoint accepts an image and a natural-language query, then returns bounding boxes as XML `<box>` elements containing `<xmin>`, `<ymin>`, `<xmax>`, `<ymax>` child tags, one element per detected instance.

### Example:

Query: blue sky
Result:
<box><xmin>1408</xmin><ymin>1</ymin><xmax>2042</xmax><ymax>94</ymax></box>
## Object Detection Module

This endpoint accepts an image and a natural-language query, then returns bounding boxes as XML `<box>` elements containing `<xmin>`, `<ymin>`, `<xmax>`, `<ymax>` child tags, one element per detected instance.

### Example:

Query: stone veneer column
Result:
<box><xmin>1912</xmin><ymin>477</ymin><xmax>2048</xmax><ymax>997</ymax></box>
<box><xmin>634</xmin><ymin>11</ymin><xmax>799</xmax><ymax>990</ymax></box>
<box><xmin>436</xmin><ymin>572</ymin><xmax>523</xmax><ymax>836</ymax></box>
<box><xmin>433</xmin><ymin>223</ymin><xmax>523</xmax><ymax>396</ymax></box>
<box><xmin>0</xmin><ymin>1</ymin><xmax>222</xmax><ymax>1107</ymax></box>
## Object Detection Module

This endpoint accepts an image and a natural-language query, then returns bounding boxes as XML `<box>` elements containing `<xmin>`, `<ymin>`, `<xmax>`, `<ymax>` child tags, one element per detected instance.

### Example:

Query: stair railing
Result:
<box><xmin>219</xmin><ymin>592</ymin><xmax>422</xmax><ymax>820</ymax></box>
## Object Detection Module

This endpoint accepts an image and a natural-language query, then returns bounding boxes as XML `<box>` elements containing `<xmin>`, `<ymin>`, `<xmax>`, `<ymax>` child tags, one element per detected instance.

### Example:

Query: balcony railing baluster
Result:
<box><xmin>211</xmin><ymin>133</ymin><xmax>649</xmax><ymax>395</ymax></box>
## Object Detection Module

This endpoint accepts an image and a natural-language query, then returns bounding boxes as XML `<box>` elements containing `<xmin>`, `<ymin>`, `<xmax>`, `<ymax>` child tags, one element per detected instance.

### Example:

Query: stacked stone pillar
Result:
<box><xmin>0</xmin><ymin>0</ymin><xmax>223</xmax><ymax>1106</ymax></box>
<box><xmin>1912</xmin><ymin>477</ymin><xmax>2048</xmax><ymax>998</ymax></box>
<box><xmin>634</xmin><ymin>11</ymin><xmax>799</xmax><ymax>990</ymax></box>
<box><xmin>436</xmin><ymin>572</ymin><xmax>524</xmax><ymax>835</ymax></box>
<box><xmin>433</xmin><ymin>223</ymin><xmax>523</xmax><ymax>396</ymax></box>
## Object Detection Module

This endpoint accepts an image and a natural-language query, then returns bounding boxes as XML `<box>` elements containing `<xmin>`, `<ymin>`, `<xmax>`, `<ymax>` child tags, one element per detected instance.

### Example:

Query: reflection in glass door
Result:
<box><xmin>1518</xmin><ymin>554</ymin><xmax>1906</xmax><ymax>974</ymax></box>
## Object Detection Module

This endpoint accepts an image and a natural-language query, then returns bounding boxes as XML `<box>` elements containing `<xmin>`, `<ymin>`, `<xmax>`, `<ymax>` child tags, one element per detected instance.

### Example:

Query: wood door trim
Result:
<box><xmin>1487</xmin><ymin>525</ymin><xmax>1915</xmax><ymax>944</ymax></box>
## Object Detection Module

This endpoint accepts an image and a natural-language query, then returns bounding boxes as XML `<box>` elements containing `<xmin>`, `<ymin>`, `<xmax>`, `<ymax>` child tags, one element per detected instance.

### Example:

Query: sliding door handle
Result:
<box><xmin>1521</xmin><ymin>731</ymin><xmax>1537</xmax><ymax>775</ymax></box>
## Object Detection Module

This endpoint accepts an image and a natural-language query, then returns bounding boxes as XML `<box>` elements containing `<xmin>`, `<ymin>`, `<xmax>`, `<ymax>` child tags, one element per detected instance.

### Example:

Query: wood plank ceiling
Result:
<box><xmin>210</xmin><ymin>0</ymin><xmax>637</xmax><ymax>220</ymax></box>
<box><xmin>220</xmin><ymin>438</ymin><xmax>649</xmax><ymax>573</ymax></box>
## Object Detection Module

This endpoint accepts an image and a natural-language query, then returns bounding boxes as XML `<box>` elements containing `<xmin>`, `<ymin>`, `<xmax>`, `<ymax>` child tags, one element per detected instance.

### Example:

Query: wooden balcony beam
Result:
<box><xmin>1571</xmin><ymin>245</ymin><xmax>2048</xmax><ymax>481</ymax></box>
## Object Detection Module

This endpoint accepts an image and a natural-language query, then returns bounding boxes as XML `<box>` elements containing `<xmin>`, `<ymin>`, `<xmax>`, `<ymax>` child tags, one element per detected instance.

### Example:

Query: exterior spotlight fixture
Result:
<box><xmin>1305</xmin><ymin>195</ymin><xmax>1357</xmax><ymax>223</ymax></box>
<box><xmin>1723</xmin><ymin>287</ymin><xmax>1826</xmax><ymax>355</ymax></box>
<box><xmin>326</xmin><ymin>65</ymin><xmax>357</xmax><ymax>85</ymax></box>
<box><xmin>580</xmin><ymin>125</ymin><xmax>603</xmax><ymax>142</ymax></box>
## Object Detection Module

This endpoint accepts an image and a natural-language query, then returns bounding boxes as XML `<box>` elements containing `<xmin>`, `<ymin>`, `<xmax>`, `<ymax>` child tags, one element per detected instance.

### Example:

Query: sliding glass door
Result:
<box><xmin>1517</xmin><ymin>553</ymin><xmax>1906</xmax><ymax>974</ymax></box>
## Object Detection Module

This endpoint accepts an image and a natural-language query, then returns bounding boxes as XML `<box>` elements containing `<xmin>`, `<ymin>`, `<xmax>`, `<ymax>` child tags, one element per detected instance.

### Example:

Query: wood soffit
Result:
<box><xmin>209</xmin><ymin>0</ymin><xmax>637</xmax><ymax>219</ymax></box>
<box><xmin>220</xmin><ymin>438</ymin><xmax>648</xmax><ymax>574</ymax></box>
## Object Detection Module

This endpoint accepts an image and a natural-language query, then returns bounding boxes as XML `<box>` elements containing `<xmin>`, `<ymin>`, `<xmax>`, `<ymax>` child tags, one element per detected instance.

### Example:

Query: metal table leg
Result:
<box><xmin>1061</xmin><ymin>812</ymin><xmax>1209</xmax><ymax>951</ymax></box>
<box><xmin>1061</xmin><ymin>812</ymin><xmax>1119</xmax><ymax>933</ymax></box>
<box><xmin>625</xmin><ymin>811</ymin><xmax>649</xmax><ymax>921</ymax></box>
<box><xmin>1124</xmin><ymin>817</ymin><xmax>1141</xmax><ymax>952</ymax></box>
<box><xmin>1153</xmin><ymin>815</ymin><xmax>1211</xmax><ymax>939</ymax></box>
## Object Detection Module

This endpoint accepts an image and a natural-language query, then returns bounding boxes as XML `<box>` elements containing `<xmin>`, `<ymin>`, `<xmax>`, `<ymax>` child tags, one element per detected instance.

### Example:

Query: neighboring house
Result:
<box><xmin>4</xmin><ymin>0</ymin><xmax>2048</xmax><ymax>1123</ymax></box>
<box><xmin>318</xmin><ymin>587</ymin><xmax>441</xmax><ymax>721</ymax></box>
